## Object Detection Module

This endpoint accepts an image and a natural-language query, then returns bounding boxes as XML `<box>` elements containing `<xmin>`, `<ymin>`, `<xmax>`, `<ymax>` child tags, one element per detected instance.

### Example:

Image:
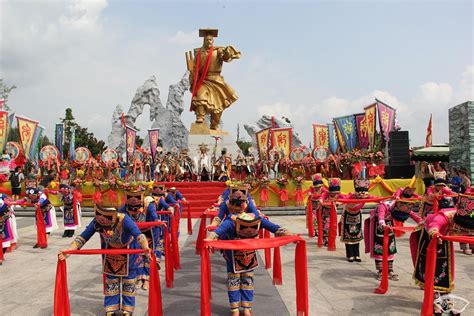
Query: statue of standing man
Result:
<box><xmin>186</xmin><ymin>29</ymin><xmax>241</xmax><ymax>131</ymax></box>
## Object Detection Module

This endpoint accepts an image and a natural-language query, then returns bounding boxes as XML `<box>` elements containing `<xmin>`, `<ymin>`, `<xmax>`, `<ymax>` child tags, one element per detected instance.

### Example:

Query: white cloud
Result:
<box><xmin>168</xmin><ymin>30</ymin><xmax>201</xmax><ymax>45</ymax></box>
<box><xmin>255</xmin><ymin>65</ymin><xmax>473</xmax><ymax>147</ymax></box>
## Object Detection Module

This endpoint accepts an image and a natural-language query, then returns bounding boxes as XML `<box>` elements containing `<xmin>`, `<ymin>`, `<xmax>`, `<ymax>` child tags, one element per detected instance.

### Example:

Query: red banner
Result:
<box><xmin>364</xmin><ymin>103</ymin><xmax>377</xmax><ymax>149</ymax></box>
<box><xmin>125</xmin><ymin>125</ymin><xmax>137</xmax><ymax>164</ymax></box>
<box><xmin>355</xmin><ymin>113</ymin><xmax>368</xmax><ymax>149</ymax></box>
<box><xmin>312</xmin><ymin>124</ymin><xmax>329</xmax><ymax>148</ymax></box>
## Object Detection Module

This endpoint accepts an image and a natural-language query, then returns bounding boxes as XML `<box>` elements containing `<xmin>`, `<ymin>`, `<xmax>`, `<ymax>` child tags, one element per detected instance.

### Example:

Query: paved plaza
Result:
<box><xmin>2</xmin><ymin>215</ymin><xmax>473</xmax><ymax>315</ymax></box>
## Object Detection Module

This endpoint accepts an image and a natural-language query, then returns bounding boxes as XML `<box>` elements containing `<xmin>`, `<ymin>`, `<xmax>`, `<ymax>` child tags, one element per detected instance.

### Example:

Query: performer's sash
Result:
<box><xmin>103</xmin><ymin>244</ymin><xmax>129</xmax><ymax>277</ymax></box>
<box><xmin>232</xmin><ymin>217</ymin><xmax>261</xmax><ymax>273</ymax></box>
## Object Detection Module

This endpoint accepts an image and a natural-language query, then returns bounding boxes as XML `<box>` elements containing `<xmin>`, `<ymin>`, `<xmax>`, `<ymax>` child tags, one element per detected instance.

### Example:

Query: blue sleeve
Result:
<box><xmin>159</xmin><ymin>198</ymin><xmax>171</xmax><ymax>210</ymax></box>
<box><xmin>176</xmin><ymin>191</ymin><xmax>184</xmax><ymax>200</ymax></box>
<box><xmin>222</xmin><ymin>189</ymin><xmax>230</xmax><ymax>200</ymax></box>
<box><xmin>166</xmin><ymin>194</ymin><xmax>177</xmax><ymax>205</ymax></box>
<box><xmin>117</xmin><ymin>205</ymin><xmax>126</xmax><ymax>213</ymax></box>
<box><xmin>39</xmin><ymin>197</ymin><xmax>49</xmax><ymax>207</ymax></box>
<box><xmin>218</xmin><ymin>202</ymin><xmax>228</xmax><ymax>220</ymax></box>
<box><xmin>247</xmin><ymin>199</ymin><xmax>259</xmax><ymax>217</ymax></box>
<box><xmin>261</xmin><ymin>217</ymin><xmax>281</xmax><ymax>234</ymax></box>
<box><xmin>79</xmin><ymin>219</ymin><xmax>97</xmax><ymax>242</ymax></box>
<box><xmin>214</xmin><ymin>218</ymin><xmax>235</xmax><ymax>238</ymax></box>
<box><xmin>147</xmin><ymin>203</ymin><xmax>158</xmax><ymax>221</ymax></box>
<box><xmin>123</xmin><ymin>214</ymin><xmax>142</xmax><ymax>239</ymax></box>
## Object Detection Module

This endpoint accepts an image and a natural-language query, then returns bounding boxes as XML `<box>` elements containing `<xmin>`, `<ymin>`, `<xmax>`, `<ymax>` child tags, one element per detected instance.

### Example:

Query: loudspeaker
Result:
<box><xmin>384</xmin><ymin>165</ymin><xmax>415</xmax><ymax>179</ymax></box>
<box><xmin>388</xmin><ymin>131</ymin><xmax>410</xmax><ymax>166</ymax></box>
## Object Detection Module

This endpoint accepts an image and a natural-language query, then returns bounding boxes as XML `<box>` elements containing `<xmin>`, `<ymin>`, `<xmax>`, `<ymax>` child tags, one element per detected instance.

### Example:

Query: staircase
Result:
<box><xmin>156</xmin><ymin>182</ymin><xmax>226</xmax><ymax>218</ymax></box>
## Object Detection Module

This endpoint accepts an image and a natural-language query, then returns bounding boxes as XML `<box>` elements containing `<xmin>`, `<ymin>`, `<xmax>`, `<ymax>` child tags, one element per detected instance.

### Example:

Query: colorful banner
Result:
<box><xmin>17</xmin><ymin>115</ymin><xmax>38</xmax><ymax>159</ymax></box>
<box><xmin>69</xmin><ymin>127</ymin><xmax>76</xmax><ymax>161</ymax></box>
<box><xmin>148</xmin><ymin>128</ymin><xmax>160</xmax><ymax>163</ymax></box>
<box><xmin>0</xmin><ymin>111</ymin><xmax>9</xmax><ymax>152</ymax></box>
<box><xmin>312</xmin><ymin>124</ymin><xmax>329</xmax><ymax>149</ymax></box>
<box><xmin>55</xmin><ymin>123</ymin><xmax>64</xmax><ymax>160</ymax></box>
<box><xmin>30</xmin><ymin>125</ymin><xmax>44</xmax><ymax>162</ymax></box>
<box><xmin>125</xmin><ymin>125</ymin><xmax>137</xmax><ymax>164</ymax></box>
<box><xmin>271</xmin><ymin>127</ymin><xmax>292</xmax><ymax>157</ymax></box>
<box><xmin>327</xmin><ymin>123</ymin><xmax>339</xmax><ymax>154</ymax></box>
<box><xmin>334</xmin><ymin>115</ymin><xmax>357</xmax><ymax>152</ymax></box>
<box><xmin>355</xmin><ymin>113</ymin><xmax>369</xmax><ymax>149</ymax></box>
<box><xmin>364</xmin><ymin>103</ymin><xmax>377</xmax><ymax>149</ymax></box>
<box><xmin>255</xmin><ymin>128</ymin><xmax>271</xmax><ymax>160</ymax></box>
<box><xmin>376</xmin><ymin>99</ymin><xmax>396</xmax><ymax>144</ymax></box>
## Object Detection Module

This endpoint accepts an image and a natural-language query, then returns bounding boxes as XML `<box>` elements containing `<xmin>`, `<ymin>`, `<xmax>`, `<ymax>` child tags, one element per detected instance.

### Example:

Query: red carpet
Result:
<box><xmin>156</xmin><ymin>182</ymin><xmax>226</xmax><ymax>218</ymax></box>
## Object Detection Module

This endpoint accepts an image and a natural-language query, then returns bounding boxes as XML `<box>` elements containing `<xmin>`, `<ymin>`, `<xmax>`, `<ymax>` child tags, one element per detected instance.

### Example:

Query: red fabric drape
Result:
<box><xmin>336</xmin><ymin>197</ymin><xmax>388</xmax><ymax>204</ymax></box>
<box><xmin>200</xmin><ymin>236</ymin><xmax>308</xmax><ymax>316</ymax></box>
<box><xmin>421</xmin><ymin>234</ymin><xmax>474</xmax><ymax>316</ymax></box>
<box><xmin>36</xmin><ymin>205</ymin><xmax>48</xmax><ymax>248</ymax></box>
<box><xmin>260</xmin><ymin>187</ymin><xmax>269</xmax><ymax>205</ymax></box>
<box><xmin>393</xmin><ymin>220</ymin><xmax>404</xmax><ymax>237</ymax></box>
<box><xmin>295</xmin><ymin>188</ymin><xmax>304</xmax><ymax>206</ymax></box>
<box><xmin>186</xmin><ymin>203</ymin><xmax>192</xmax><ymax>235</ymax></box>
<box><xmin>307</xmin><ymin>198</ymin><xmax>315</xmax><ymax>238</ymax></box>
<box><xmin>374</xmin><ymin>226</ymin><xmax>389</xmax><ymax>294</ymax></box>
<box><xmin>317</xmin><ymin>205</ymin><xmax>323</xmax><ymax>247</ymax></box>
<box><xmin>263</xmin><ymin>229</ymin><xmax>272</xmax><ymax>269</ymax></box>
<box><xmin>0</xmin><ymin>230</ymin><xmax>4</xmax><ymax>261</ymax></box>
<box><xmin>327</xmin><ymin>202</ymin><xmax>337</xmax><ymax>251</ymax></box>
<box><xmin>171</xmin><ymin>214</ymin><xmax>181</xmax><ymax>270</ymax></box>
<box><xmin>196</xmin><ymin>213</ymin><xmax>207</xmax><ymax>255</ymax></box>
<box><xmin>54</xmin><ymin>249</ymin><xmax>162</xmax><ymax>316</ymax></box>
<box><xmin>432</xmin><ymin>198</ymin><xmax>439</xmax><ymax>214</ymax></box>
<box><xmin>72</xmin><ymin>195</ymin><xmax>79</xmax><ymax>226</ymax></box>
<box><xmin>374</xmin><ymin>226</ymin><xmax>415</xmax><ymax>294</ymax></box>
<box><xmin>273</xmin><ymin>247</ymin><xmax>282</xmax><ymax>285</ymax></box>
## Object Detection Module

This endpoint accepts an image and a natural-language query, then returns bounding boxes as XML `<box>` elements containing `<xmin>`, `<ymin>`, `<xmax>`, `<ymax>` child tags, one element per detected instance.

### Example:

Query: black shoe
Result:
<box><xmin>33</xmin><ymin>244</ymin><xmax>39</xmax><ymax>249</ymax></box>
<box><xmin>68</xmin><ymin>230</ymin><xmax>75</xmax><ymax>237</ymax></box>
<box><xmin>347</xmin><ymin>257</ymin><xmax>354</xmax><ymax>262</ymax></box>
<box><xmin>355</xmin><ymin>257</ymin><xmax>362</xmax><ymax>262</ymax></box>
<box><xmin>62</xmin><ymin>231</ymin><xmax>68</xmax><ymax>238</ymax></box>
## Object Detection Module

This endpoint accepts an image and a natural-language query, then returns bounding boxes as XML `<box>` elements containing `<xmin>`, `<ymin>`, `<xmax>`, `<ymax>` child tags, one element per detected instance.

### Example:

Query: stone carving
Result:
<box><xmin>449</xmin><ymin>101</ymin><xmax>474</xmax><ymax>180</ymax></box>
<box><xmin>244</xmin><ymin>115</ymin><xmax>303</xmax><ymax>148</ymax></box>
<box><xmin>107</xmin><ymin>73</ymin><xmax>190</xmax><ymax>154</ymax></box>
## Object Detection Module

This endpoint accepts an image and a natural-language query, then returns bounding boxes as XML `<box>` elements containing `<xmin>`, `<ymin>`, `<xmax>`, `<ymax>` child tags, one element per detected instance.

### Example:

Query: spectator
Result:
<box><xmin>10</xmin><ymin>166</ymin><xmax>24</xmax><ymax>201</ymax></box>
<box><xmin>459</xmin><ymin>168</ymin><xmax>471</xmax><ymax>193</ymax></box>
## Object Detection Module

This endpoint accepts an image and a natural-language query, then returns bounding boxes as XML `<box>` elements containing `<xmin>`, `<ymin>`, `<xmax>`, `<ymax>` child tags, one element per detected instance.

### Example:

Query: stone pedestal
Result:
<box><xmin>188</xmin><ymin>123</ymin><xmax>240</xmax><ymax>159</ymax></box>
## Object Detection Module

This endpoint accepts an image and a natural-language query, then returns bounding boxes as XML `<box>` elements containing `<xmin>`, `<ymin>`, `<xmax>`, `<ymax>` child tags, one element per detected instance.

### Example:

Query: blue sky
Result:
<box><xmin>2</xmin><ymin>0</ymin><xmax>473</xmax><ymax>147</ymax></box>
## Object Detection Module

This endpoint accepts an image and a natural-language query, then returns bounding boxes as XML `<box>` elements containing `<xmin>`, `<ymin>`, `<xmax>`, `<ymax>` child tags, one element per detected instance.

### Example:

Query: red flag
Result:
<box><xmin>425</xmin><ymin>114</ymin><xmax>432</xmax><ymax>147</ymax></box>
<box><xmin>0</xmin><ymin>99</ymin><xmax>4</xmax><ymax>110</ymax></box>
<box><xmin>121</xmin><ymin>113</ymin><xmax>126</xmax><ymax>128</ymax></box>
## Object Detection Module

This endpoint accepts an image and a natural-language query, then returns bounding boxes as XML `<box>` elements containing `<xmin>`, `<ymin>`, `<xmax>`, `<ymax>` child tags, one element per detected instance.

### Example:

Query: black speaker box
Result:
<box><xmin>384</xmin><ymin>165</ymin><xmax>415</xmax><ymax>179</ymax></box>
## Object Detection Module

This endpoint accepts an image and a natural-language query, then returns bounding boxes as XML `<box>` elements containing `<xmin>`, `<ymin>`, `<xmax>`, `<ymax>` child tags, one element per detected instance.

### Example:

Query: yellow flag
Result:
<box><xmin>17</xmin><ymin>116</ymin><xmax>38</xmax><ymax>156</ymax></box>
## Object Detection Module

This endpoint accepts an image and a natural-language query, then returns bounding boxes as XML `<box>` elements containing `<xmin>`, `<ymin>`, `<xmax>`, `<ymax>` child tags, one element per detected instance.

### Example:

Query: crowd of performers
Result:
<box><xmin>1</xmin><ymin>160</ymin><xmax>473</xmax><ymax>314</ymax></box>
<box><xmin>309</xmin><ymin>173</ymin><xmax>473</xmax><ymax>314</ymax></box>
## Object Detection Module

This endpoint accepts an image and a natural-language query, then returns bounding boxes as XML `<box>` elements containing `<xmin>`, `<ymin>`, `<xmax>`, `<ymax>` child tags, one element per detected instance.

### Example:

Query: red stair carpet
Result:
<box><xmin>156</xmin><ymin>182</ymin><xmax>226</xmax><ymax>218</ymax></box>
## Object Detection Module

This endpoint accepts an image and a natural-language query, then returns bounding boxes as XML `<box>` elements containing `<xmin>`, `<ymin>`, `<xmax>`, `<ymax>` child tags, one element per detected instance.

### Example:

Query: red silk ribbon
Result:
<box><xmin>54</xmin><ymin>249</ymin><xmax>162</xmax><ymax>316</ymax></box>
<box><xmin>307</xmin><ymin>197</ymin><xmax>315</xmax><ymax>238</ymax></box>
<box><xmin>200</xmin><ymin>236</ymin><xmax>308</xmax><ymax>316</ymax></box>
<box><xmin>36</xmin><ymin>205</ymin><xmax>48</xmax><ymax>248</ymax></box>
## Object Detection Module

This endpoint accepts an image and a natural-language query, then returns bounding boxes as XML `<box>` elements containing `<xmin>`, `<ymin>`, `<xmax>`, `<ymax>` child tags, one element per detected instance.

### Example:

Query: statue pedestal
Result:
<box><xmin>188</xmin><ymin>123</ymin><xmax>240</xmax><ymax>159</ymax></box>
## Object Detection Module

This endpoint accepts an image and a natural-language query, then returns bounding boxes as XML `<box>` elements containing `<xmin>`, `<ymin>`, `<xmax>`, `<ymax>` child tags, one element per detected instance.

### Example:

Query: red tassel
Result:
<box><xmin>171</xmin><ymin>216</ymin><xmax>181</xmax><ymax>270</ymax></box>
<box><xmin>374</xmin><ymin>226</ymin><xmax>389</xmax><ymax>294</ymax></box>
<box><xmin>53</xmin><ymin>259</ymin><xmax>70</xmax><ymax>316</ymax></box>
<box><xmin>393</xmin><ymin>220</ymin><xmax>404</xmax><ymax>237</ymax></box>
<box><xmin>295</xmin><ymin>241</ymin><xmax>309</xmax><ymax>316</ymax></box>
<box><xmin>36</xmin><ymin>205</ymin><xmax>48</xmax><ymax>248</ymax></box>
<box><xmin>264</xmin><ymin>230</ymin><xmax>272</xmax><ymax>269</ymax></box>
<box><xmin>317</xmin><ymin>206</ymin><xmax>323</xmax><ymax>247</ymax></box>
<box><xmin>307</xmin><ymin>198</ymin><xmax>315</xmax><ymax>238</ymax></box>
<box><xmin>92</xmin><ymin>191</ymin><xmax>102</xmax><ymax>205</ymax></box>
<box><xmin>421</xmin><ymin>236</ymin><xmax>438</xmax><ymax>316</ymax></box>
<box><xmin>260</xmin><ymin>187</ymin><xmax>269</xmax><ymax>206</ymax></box>
<box><xmin>201</xmin><ymin>248</ymin><xmax>211</xmax><ymax>316</ymax></box>
<box><xmin>148</xmin><ymin>253</ymin><xmax>163</xmax><ymax>316</ymax></box>
<box><xmin>295</xmin><ymin>188</ymin><xmax>304</xmax><ymax>206</ymax></box>
<box><xmin>327</xmin><ymin>202</ymin><xmax>337</xmax><ymax>251</ymax></box>
<box><xmin>187</xmin><ymin>203</ymin><xmax>192</xmax><ymax>235</ymax></box>
<box><xmin>273</xmin><ymin>247</ymin><xmax>283</xmax><ymax>285</ymax></box>
<box><xmin>164</xmin><ymin>226</ymin><xmax>174</xmax><ymax>288</ymax></box>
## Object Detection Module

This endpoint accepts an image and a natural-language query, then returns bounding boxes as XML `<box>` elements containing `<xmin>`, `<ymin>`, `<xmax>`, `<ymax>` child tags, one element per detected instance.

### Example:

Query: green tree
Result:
<box><xmin>60</xmin><ymin>108</ymin><xmax>106</xmax><ymax>157</ymax></box>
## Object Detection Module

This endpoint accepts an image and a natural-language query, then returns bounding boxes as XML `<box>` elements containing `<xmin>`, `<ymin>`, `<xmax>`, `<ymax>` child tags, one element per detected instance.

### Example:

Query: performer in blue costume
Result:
<box><xmin>59</xmin><ymin>205</ymin><xmax>151</xmax><ymax>316</ymax></box>
<box><xmin>206</xmin><ymin>187</ymin><xmax>290</xmax><ymax>316</ymax></box>
<box><xmin>119</xmin><ymin>190</ymin><xmax>161</xmax><ymax>290</ymax></box>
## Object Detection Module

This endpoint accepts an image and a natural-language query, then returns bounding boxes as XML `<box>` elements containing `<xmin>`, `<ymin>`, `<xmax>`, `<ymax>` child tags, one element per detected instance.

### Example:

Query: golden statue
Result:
<box><xmin>186</xmin><ymin>28</ymin><xmax>241</xmax><ymax>131</ymax></box>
